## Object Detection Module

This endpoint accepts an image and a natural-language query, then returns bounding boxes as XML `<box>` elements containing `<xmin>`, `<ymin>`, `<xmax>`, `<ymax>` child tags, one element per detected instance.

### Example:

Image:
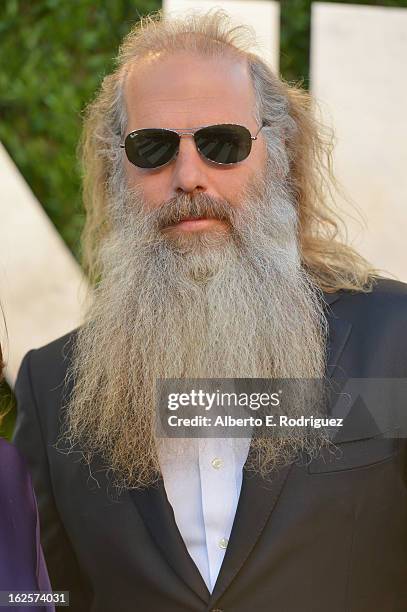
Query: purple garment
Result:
<box><xmin>0</xmin><ymin>437</ymin><xmax>54</xmax><ymax>611</ymax></box>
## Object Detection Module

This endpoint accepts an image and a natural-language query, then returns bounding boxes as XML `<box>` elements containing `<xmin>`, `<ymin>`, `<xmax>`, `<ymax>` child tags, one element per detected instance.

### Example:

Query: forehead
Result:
<box><xmin>123</xmin><ymin>52</ymin><xmax>257</xmax><ymax>129</ymax></box>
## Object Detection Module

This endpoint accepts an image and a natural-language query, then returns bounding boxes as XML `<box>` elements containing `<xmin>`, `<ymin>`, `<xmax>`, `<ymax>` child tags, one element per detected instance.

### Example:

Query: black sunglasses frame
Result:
<box><xmin>119</xmin><ymin>122</ymin><xmax>266</xmax><ymax>169</ymax></box>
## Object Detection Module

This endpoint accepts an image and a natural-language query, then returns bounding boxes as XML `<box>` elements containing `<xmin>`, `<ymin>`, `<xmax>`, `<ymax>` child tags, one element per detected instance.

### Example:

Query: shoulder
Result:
<box><xmin>14</xmin><ymin>329</ymin><xmax>79</xmax><ymax>431</ymax></box>
<box><xmin>326</xmin><ymin>278</ymin><xmax>407</xmax><ymax>372</ymax></box>
<box><xmin>17</xmin><ymin>329</ymin><xmax>79</xmax><ymax>396</ymax></box>
<box><xmin>344</xmin><ymin>277</ymin><xmax>407</xmax><ymax>301</ymax></box>
<box><xmin>326</xmin><ymin>277</ymin><xmax>407</xmax><ymax>321</ymax></box>
<box><xmin>24</xmin><ymin>328</ymin><xmax>79</xmax><ymax>372</ymax></box>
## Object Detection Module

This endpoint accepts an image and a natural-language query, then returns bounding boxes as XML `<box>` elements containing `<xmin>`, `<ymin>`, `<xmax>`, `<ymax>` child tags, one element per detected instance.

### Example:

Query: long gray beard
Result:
<box><xmin>61</xmin><ymin>158</ymin><xmax>329</xmax><ymax>490</ymax></box>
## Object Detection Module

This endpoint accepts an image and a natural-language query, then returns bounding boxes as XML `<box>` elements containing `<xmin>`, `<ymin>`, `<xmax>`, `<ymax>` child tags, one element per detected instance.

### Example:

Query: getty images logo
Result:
<box><xmin>167</xmin><ymin>388</ymin><xmax>282</xmax><ymax>411</ymax></box>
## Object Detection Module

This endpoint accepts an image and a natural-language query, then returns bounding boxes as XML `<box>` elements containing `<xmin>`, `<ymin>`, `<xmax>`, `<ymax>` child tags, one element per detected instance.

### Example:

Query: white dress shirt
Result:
<box><xmin>158</xmin><ymin>437</ymin><xmax>251</xmax><ymax>592</ymax></box>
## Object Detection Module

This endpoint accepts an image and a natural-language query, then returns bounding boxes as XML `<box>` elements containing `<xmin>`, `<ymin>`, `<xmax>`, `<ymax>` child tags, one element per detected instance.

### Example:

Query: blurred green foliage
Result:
<box><xmin>0</xmin><ymin>0</ymin><xmax>161</xmax><ymax>257</ymax></box>
<box><xmin>0</xmin><ymin>0</ymin><xmax>406</xmax><ymax>440</ymax></box>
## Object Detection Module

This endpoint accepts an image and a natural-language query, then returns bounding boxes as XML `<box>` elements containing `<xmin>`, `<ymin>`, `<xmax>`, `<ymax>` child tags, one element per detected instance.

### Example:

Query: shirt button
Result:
<box><xmin>211</xmin><ymin>457</ymin><xmax>223</xmax><ymax>469</ymax></box>
<box><xmin>218</xmin><ymin>537</ymin><xmax>229</xmax><ymax>549</ymax></box>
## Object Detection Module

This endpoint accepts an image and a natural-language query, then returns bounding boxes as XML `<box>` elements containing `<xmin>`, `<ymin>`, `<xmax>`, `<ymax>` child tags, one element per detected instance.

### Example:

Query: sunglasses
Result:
<box><xmin>120</xmin><ymin>122</ymin><xmax>265</xmax><ymax>169</ymax></box>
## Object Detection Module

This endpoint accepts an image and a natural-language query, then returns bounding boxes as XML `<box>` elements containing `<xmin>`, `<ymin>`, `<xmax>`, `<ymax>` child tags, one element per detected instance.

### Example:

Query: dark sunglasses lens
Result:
<box><xmin>124</xmin><ymin>129</ymin><xmax>179</xmax><ymax>168</ymax></box>
<box><xmin>195</xmin><ymin>124</ymin><xmax>252</xmax><ymax>164</ymax></box>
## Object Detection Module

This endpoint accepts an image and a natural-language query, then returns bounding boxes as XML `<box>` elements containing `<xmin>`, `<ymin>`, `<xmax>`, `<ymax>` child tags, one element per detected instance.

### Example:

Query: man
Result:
<box><xmin>13</xmin><ymin>8</ymin><xmax>407</xmax><ymax>612</ymax></box>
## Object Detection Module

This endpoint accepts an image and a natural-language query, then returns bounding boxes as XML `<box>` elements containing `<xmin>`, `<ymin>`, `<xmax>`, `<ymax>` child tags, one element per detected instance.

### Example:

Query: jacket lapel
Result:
<box><xmin>208</xmin><ymin>292</ymin><xmax>353</xmax><ymax>603</ymax></box>
<box><xmin>129</xmin><ymin>291</ymin><xmax>352</xmax><ymax>605</ymax></box>
<box><xmin>208</xmin><ymin>462</ymin><xmax>293</xmax><ymax>605</ymax></box>
<box><xmin>129</xmin><ymin>482</ymin><xmax>210</xmax><ymax>603</ymax></box>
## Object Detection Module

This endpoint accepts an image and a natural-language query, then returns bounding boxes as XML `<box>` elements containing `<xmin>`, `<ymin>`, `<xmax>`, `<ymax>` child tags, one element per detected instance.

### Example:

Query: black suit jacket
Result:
<box><xmin>12</xmin><ymin>278</ymin><xmax>407</xmax><ymax>612</ymax></box>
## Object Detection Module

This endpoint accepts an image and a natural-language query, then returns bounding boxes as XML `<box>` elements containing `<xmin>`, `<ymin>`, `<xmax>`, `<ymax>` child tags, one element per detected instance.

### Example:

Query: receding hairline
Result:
<box><xmin>121</xmin><ymin>43</ymin><xmax>251</xmax><ymax>98</ymax></box>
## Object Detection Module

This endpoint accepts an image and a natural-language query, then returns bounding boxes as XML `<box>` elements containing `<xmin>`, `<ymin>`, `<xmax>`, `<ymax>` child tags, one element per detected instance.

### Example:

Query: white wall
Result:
<box><xmin>311</xmin><ymin>2</ymin><xmax>407</xmax><ymax>281</ymax></box>
<box><xmin>163</xmin><ymin>0</ymin><xmax>280</xmax><ymax>71</ymax></box>
<box><xmin>0</xmin><ymin>143</ymin><xmax>86</xmax><ymax>384</ymax></box>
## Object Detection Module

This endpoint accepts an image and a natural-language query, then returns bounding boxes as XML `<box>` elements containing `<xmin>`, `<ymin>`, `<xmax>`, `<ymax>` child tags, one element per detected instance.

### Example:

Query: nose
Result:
<box><xmin>170</xmin><ymin>134</ymin><xmax>208</xmax><ymax>195</ymax></box>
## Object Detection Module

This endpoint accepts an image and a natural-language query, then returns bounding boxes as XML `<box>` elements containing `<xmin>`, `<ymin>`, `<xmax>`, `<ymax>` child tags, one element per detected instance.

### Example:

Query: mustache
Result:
<box><xmin>151</xmin><ymin>193</ymin><xmax>236</xmax><ymax>229</ymax></box>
